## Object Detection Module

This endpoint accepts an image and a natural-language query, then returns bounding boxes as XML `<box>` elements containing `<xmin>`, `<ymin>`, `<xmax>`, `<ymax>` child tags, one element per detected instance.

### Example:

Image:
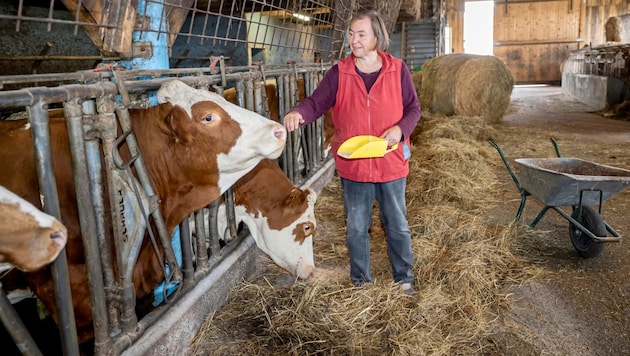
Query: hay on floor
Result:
<box><xmin>189</xmin><ymin>111</ymin><xmax>542</xmax><ymax>355</ymax></box>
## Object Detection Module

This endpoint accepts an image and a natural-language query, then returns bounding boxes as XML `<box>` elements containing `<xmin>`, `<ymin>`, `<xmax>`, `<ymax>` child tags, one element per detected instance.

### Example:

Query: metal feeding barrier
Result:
<box><xmin>0</xmin><ymin>62</ymin><xmax>332</xmax><ymax>355</ymax></box>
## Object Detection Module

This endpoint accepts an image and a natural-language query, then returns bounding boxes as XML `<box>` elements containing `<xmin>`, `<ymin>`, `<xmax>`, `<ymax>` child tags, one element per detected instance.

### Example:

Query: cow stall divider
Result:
<box><xmin>0</xmin><ymin>62</ymin><xmax>332</xmax><ymax>356</ymax></box>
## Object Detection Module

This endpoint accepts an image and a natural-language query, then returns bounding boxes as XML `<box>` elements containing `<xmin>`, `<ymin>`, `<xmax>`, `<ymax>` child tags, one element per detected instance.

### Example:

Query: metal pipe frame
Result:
<box><xmin>0</xmin><ymin>64</ymin><xmax>331</xmax><ymax>355</ymax></box>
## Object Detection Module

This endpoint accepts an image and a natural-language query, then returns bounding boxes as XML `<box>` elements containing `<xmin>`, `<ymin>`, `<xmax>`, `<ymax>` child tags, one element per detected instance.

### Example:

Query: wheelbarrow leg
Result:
<box><xmin>530</xmin><ymin>206</ymin><xmax>551</xmax><ymax>228</ymax></box>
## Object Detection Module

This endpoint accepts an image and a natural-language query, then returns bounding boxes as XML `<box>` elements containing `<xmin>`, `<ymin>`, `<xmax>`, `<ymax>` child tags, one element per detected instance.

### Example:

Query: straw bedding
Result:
<box><xmin>189</xmin><ymin>110</ymin><xmax>545</xmax><ymax>355</ymax></box>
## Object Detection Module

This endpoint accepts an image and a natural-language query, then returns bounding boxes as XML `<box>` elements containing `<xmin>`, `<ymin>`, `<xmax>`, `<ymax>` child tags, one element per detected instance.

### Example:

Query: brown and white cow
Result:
<box><xmin>0</xmin><ymin>79</ymin><xmax>287</xmax><ymax>344</ymax></box>
<box><xmin>0</xmin><ymin>185</ymin><xmax>67</xmax><ymax>272</ymax></box>
<box><xmin>217</xmin><ymin>159</ymin><xmax>317</xmax><ymax>280</ymax></box>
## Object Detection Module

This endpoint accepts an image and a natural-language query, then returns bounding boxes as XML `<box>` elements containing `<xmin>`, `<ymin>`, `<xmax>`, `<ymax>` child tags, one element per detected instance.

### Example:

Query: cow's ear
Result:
<box><xmin>164</xmin><ymin>105</ymin><xmax>194</xmax><ymax>144</ymax></box>
<box><xmin>284</xmin><ymin>188</ymin><xmax>307</xmax><ymax>214</ymax></box>
<box><xmin>305</xmin><ymin>188</ymin><xmax>317</xmax><ymax>204</ymax></box>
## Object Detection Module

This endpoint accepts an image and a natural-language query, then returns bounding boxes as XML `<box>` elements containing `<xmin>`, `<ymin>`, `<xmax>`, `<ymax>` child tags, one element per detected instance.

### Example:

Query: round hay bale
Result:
<box><xmin>453</xmin><ymin>55</ymin><xmax>514</xmax><ymax>123</ymax></box>
<box><xmin>419</xmin><ymin>53</ymin><xmax>514</xmax><ymax>122</ymax></box>
<box><xmin>605</xmin><ymin>15</ymin><xmax>630</xmax><ymax>43</ymax></box>
<box><xmin>411</xmin><ymin>70</ymin><xmax>423</xmax><ymax>102</ymax></box>
<box><xmin>420</xmin><ymin>53</ymin><xmax>474</xmax><ymax>115</ymax></box>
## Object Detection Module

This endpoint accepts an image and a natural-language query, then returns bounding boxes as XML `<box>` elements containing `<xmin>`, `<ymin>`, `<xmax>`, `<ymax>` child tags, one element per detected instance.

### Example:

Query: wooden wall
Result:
<box><xmin>494</xmin><ymin>0</ymin><xmax>581</xmax><ymax>83</ymax></box>
<box><xmin>441</xmin><ymin>0</ymin><xmax>630</xmax><ymax>83</ymax></box>
<box><xmin>584</xmin><ymin>0</ymin><xmax>630</xmax><ymax>46</ymax></box>
<box><xmin>445</xmin><ymin>0</ymin><xmax>464</xmax><ymax>53</ymax></box>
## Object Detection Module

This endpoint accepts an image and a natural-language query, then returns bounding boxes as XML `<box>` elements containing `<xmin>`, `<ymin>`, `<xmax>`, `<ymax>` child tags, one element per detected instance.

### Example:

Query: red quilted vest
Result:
<box><xmin>332</xmin><ymin>52</ymin><xmax>410</xmax><ymax>182</ymax></box>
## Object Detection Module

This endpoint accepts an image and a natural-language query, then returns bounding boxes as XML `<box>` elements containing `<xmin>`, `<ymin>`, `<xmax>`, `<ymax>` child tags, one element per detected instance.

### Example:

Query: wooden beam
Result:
<box><xmin>60</xmin><ymin>0</ymin><xmax>106</xmax><ymax>53</ymax></box>
<box><xmin>495</xmin><ymin>39</ymin><xmax>584</xmax><ymax>46</ymax></box>
<box><xmin>165</xmin><ymin>0</ymin><xmax>195</xmax><ymax>46</ymax></box>
<box><xmin>102</xmin><ymin>0</ymin><xmax>136</xmax><ymax>55</ymax></box>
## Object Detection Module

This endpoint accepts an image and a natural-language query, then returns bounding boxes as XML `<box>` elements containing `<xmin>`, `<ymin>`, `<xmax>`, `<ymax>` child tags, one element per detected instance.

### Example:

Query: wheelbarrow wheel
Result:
<box><xmin>569</xmin><ymin>206</ymin><xmax>606</xmax><ymax>258</ymax></box>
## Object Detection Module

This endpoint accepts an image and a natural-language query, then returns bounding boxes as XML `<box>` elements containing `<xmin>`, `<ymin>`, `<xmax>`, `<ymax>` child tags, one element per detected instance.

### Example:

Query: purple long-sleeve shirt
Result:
<box><xmin>292</xmin><ymin>63</ymin><xmax>421</xmax><ymax>140</ymax></box>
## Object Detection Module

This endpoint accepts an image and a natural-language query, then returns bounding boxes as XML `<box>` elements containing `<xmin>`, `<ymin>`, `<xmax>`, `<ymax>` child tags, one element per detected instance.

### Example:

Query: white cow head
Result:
<box><xmin>0</xmin><ymin>185</ymin><xmax>67</xmax><ymax>271</ymax></box>
<box><xmin>214</xmin><ymin>158</ymin><xmax>318</xmax><ymax>280</ymax></box>
<box><xmin>156</xmin><ymin>79</ymin><xmax>287</xmax><ymax>193</ymax></box>
<box><xmin>220</xmin><ymin>187</ymin><xmax>317</xmax><ymax>280</ymax></box>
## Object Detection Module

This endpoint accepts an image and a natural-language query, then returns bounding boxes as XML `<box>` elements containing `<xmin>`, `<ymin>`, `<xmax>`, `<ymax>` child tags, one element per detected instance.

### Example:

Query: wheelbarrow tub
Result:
<box><xmin>514</xmin><ymin>157</ymin><xmax>630</xmax><ymax>206</ymax></box>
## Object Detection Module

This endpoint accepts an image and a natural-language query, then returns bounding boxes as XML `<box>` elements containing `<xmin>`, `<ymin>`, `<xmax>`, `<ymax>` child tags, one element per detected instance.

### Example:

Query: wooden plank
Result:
<box><xmin>494</xmin><ymin>0</ymin><xmax>581</xmax><ymax>83</ymax></box>
<box><xmin>102</xmin><ymin>0</ymin><xmax>136</xmax><ymax>55</ymax></box>
<box><xmin>60</xmin><ymin>0</ymin><xmax>107</xmax><ymax>54</ymax></box>
<box><xmin>165</xmin><ymin>0</ymin><xmax>195</xmax><ymax>46</ymax></box>
<box><xmin>445</xmin><ymin>0</ymin><xmax>464</xmax><ymax>53</ymax></box>
<box><xmin>494</xmin><ymin>42</ymin><xmax>579</xmax><ymax>83</ymax></box>
<box><xmin>496</xmin><ymin>39</ymin><xmax>584</xmax><ymax>45</ymax></box>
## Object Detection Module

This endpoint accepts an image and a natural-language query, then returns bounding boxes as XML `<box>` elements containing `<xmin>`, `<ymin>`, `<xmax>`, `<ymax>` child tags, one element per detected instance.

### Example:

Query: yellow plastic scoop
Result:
<box><xmin>337</xmin><ymin>135</ymin><xmax>398</xmax><ymax>159</ymax></box>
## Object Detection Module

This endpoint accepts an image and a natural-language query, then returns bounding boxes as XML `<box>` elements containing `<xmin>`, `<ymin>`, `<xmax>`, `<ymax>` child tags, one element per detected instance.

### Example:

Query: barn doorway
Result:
<box><xmin>463</xmin><ymin>1</ymin><xmax>494</xmax><ymax>55</ymax></box>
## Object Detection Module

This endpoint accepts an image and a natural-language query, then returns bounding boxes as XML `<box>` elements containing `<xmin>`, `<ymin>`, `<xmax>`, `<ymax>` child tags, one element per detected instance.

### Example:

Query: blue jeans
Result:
<box><xmin>341</xmin><ymin>177</ymin><xmax>414</xmax><ymax>285</ymax></box>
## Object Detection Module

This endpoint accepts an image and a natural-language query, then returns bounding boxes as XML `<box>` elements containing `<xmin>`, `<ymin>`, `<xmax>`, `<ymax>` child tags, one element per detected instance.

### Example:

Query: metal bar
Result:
<box><xmin>529</xmin><ymin>205</ymin><xmax>551</xmax><ymax>228</ymax></box>
<box><xmin>64</xmin><ymin>99</ymin><xmax>111</xmax><ymax>354</ymax></box>
<box><xmin>224</xmin><ymin>189</ymin><xmax>238</xmax><ymax>241</ymax></box>
<box><xmin>98</xmin><ymin>108</ymin><xmax>141</xmax><ymax>335</ymax></box>
<box><xmin>28</xmin><ymin>100</ymin><xmax>80</xmax><ymax>356</ymax></box>
<box><xmin>550</xmin><ymin>138</ymin><xmax>562</xmax><ymax>157</ymax></box>
<box><xmin>488</xmin><ymin>140</ymin><xmax>531</xmax><ymax>221</ymax></box>
<box><xmin>93</xmin><ymin>96</ymin><xmax>123</xmax><ymax>344</ymax></box>
<box><xmin>551</xmin><ymin>206</ymin><xmax>621</xmax><ymax>242</ymax></box>
<box><xmin>179</xmin><ymin>218</ymin><xmax>195</xmax><ymax>287</ymax></box>
<box><xmin>488</xmin><ymin>140</ymin><xmax>524</xmax><ymax>192</ymax></box>
<box><xmin>193</xmin><ymin>209</ymin><xmax>209</xmax><ymax>271</ymax></box>
<box><xmin>0</xmin><ymin>287</ymin><xmax>42</xmax><ymax>356</ymax></box>
<box><xmin>207</xmin><ymin>199</ymin><xmax>222</xmax><ymax>258</ymax></box>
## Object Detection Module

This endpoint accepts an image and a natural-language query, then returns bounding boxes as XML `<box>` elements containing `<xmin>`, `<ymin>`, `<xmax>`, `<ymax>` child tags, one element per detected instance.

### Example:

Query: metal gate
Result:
<box><xmin>0</xmin><ymin>63</ymin><xmax>332</xmax><ymax>355</ymax></box>
<box><xmin>400</xmin><ymin>18</ymin><xmax>441</xmax><ymax>71</ymax></box>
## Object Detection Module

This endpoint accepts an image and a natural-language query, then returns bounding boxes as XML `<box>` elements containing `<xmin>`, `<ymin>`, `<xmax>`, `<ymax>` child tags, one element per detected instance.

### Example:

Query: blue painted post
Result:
<box><xmin>118</xmin><ymin>0</ymin><xmax>183</xmax><ymax>303</ymax></box>
<box><xmin>119</xmin><ymin>0</ymin><xmax>170</xmax><ymax>105</ymax></box>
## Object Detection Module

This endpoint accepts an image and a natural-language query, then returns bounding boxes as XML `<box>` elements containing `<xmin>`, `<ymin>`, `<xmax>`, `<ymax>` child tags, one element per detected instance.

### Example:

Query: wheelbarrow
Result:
<box><xmin>490</xmin><ymin>139</ymin><xmax>630</xmax><ymax>258</ymax></box>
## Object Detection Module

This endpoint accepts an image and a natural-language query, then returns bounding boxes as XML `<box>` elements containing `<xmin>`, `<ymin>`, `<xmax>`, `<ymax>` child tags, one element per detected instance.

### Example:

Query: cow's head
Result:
<box><xmin>214</xmin><ymin>159</ymin><xmax>318</xmax><ymax>280</ymax></box>
<box><xmin>156</xmin><ymin>79</ymin><xmax>287</xmax><ymax>193</ymax></box>
<box><xmin>236</xmin><ymin>186</ymin><xmax>317</xmax><ymax>280</ymax></box>
<box><xmin>0</xmin><ymin>185</ymin><xmax>67</xmax><ymax>272</ymax></box>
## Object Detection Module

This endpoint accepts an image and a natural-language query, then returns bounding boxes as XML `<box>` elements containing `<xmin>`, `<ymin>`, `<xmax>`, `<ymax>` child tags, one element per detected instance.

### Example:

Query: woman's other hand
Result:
<box><xmin>380</xmin><ymin>125</ymin><xmax>402</xmax><ymax>147</ymax></box>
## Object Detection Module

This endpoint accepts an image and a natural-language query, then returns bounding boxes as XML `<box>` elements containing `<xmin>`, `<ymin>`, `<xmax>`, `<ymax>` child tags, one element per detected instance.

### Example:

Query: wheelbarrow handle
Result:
<box><xmin>550</xmin><ymin>138</ymin><xmax>562</xmax><ymax>157</ymax></box>
<box><xmin>488</xmin><ymin>140</ymin><xmax>523</xmax><ymax>191</ymax></box>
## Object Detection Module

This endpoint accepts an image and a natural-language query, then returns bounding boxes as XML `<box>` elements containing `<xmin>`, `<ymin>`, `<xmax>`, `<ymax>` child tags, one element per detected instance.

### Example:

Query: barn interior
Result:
<box><xmin>1</xmin><ymin>1</ymin><xmax>629</xmax><ymax>107</ymax></box>
<box><xmin>1</xmin><ymin>0</ymin><xmax>630</xmax><ymax>355</ymax></box>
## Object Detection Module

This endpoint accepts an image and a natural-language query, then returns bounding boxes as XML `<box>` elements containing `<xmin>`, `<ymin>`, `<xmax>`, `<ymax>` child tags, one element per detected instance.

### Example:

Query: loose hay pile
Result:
<box><xmin>189</xmin><ymin>113</ymin><xmax>541</xmax><ymax>355</ymax></box>
<box><xmin>420</xmin><ymin>54</ymin><xmax>514</xmax><ymax>123</ymax></box>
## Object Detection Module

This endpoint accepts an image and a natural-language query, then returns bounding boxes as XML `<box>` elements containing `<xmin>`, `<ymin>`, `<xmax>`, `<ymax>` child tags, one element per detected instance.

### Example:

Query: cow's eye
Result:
<box><xmin>203</xmin><ymin>114</ymin><xmax>213</xmax><ymax>122</ymax></box>
<box><xmin>304</xmin><ymin>224</ymin><xmax>311</xmax><ymax>232</ymax></box>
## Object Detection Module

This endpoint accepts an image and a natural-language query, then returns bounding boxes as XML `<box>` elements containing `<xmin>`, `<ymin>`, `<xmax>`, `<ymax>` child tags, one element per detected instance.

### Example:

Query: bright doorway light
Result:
<box><xmin>464</xmin><ymin>1</ymin><xmax>494</xmax><ymax>55</ymax></box>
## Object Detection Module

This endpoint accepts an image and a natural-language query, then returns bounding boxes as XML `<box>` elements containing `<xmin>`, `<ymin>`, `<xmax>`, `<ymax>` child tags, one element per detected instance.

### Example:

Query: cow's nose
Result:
<box><xmin>50</xmin><ymin>224</ymin><xmax>68</xmax><ymax>248</ymax></box>
<box><xmin>274</xmin><ymin>124</ymin><xmax>287</xmax><ymax>141</ymax></box>
<box><xmin>298</xmin><ymin>264</ymin><xmax>315</xmax><ymax>280</ymax></box>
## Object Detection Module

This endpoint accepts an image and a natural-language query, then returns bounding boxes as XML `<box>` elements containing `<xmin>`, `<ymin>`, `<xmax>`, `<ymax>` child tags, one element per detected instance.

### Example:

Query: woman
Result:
<box><xmin>283</xmin><ymin>9</ymin><xmax>421</xmax><ymax>294</ymax></box>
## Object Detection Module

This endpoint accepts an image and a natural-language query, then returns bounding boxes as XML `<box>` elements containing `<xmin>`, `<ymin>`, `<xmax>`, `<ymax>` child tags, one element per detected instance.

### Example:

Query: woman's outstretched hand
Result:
<box><xmin>283</xmin><ymin>111</ymin><xmax>304</xmax><ymax>132</ymax></box>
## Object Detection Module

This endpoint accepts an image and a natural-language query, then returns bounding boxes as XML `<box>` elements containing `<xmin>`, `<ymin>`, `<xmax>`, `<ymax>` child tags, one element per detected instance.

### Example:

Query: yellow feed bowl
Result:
<box><xmin>338</xmin><ymin>135</ymin><xmax>398</xmax><ymax>159</ymax></box>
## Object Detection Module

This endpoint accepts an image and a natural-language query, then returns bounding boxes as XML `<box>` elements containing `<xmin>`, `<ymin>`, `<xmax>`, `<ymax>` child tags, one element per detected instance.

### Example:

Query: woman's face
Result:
<box><xmin>348</xmin><ymin>17</ymin><xmax>377</xmax><ymax>58</ymax></box>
